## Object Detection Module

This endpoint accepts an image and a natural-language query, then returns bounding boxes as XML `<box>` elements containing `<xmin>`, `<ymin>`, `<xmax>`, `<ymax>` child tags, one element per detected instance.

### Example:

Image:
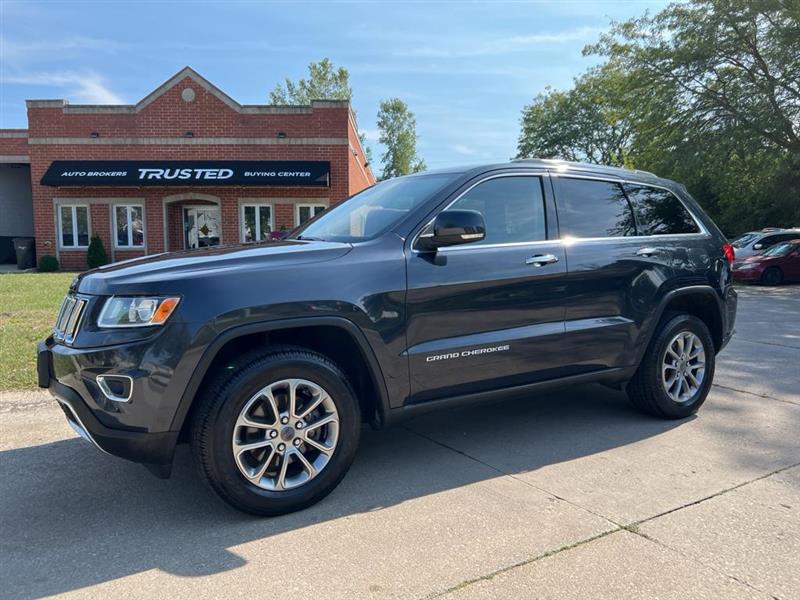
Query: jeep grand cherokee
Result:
<box><xmin>38</xmin><ymin>160</ymin><xmax>737</xmax><ymax>515</ymax></box>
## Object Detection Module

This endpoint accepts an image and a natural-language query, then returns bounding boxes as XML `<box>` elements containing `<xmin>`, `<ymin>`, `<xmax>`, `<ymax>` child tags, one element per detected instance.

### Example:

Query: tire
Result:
<box><xmin>760</xmin><ymin>267</ymin><xmax>783</xmax><ymax>286</ymax></box>
<box><xmin>191</xmin><ymin>347</ymin><xmax>361</xmax><ymax>516</ymax></box>
<box><xmin>627</xmin><ymin>314</ymin><xmax>715</xmax><ymax>419</ymax></box>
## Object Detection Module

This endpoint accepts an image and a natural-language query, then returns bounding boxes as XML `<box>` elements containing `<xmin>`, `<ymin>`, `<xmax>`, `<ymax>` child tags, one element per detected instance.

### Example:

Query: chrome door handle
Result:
<box><xmin>636</xmin><ymin>247</ymin><xmax>660</xmax><ymax>257</ymax></box>
<box><xmin>526</xmin><ymin>254</ymin><xmax>559</xmax><ymax>266</ymax></box>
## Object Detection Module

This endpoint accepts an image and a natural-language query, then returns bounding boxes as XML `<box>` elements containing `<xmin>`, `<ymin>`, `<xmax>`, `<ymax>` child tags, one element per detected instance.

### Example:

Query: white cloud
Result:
<box><xmin>392</xmin><ymin>26</ymin><xmax>605</xmax><ymax>59</ymax></box>
<box><xmin>359</xmin><ymin>128</ymin><xmax>380</xmax><ymax>142</ymax></box>
<box><xmin>451</xmin><ymin>144</ymin><xmax>479</xmax><ymax>156</ymax></box>
<box><xmin>3</xmin><ymin>71</ymin><xmax>125</xmax><ymax>104</ymax></box>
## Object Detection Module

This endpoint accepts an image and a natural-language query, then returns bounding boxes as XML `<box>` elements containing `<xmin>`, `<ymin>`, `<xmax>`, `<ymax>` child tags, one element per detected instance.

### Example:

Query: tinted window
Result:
<box><xmin>555</xmin><ymin>178</ymin><xmax>635</xmax><ymax>238</ymax></box>
<box><xmin>624</xmin><ymin>184</ymin><xmax>700</xmax><ymax>235</ymax></box>
<box><xmin>761</xmin><ymin>233</ymin><xmax>799</xmax><ymax>248</ymax></box>
<box><xmin>446</xmin><ymin>176</ymin><xmax>546</xmax><ymax>245</ymax></box>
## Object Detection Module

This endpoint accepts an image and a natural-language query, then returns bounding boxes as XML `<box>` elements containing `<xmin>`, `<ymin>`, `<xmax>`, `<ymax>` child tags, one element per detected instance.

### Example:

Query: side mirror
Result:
<box><xmin>753</xmin><ymin>243</ymin><xmax>764</xmax><ymax>250</ymax></box>
<box><xmin>417</xmin><ymin>209</ymin><xmax>486</xmax><ymax>252</ymax></box>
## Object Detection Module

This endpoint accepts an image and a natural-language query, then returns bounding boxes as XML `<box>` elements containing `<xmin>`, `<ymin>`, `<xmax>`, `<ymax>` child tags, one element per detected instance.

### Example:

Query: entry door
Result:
<box><xmin>184</xmin><ymin>207</ymin><xmax>221</xmax><ymax>249</ymax></box>
<box><xmin>405</xmin><ymin>174</ymin><xmax>567</xmax><ymax>404</ymax></box>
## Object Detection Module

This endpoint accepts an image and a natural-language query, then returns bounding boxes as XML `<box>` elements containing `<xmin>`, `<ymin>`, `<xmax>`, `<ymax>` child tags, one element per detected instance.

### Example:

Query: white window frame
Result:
<box><xmin>296</xmin><ymin>203</ymin><xmax>327</xmax><ymax>227</ymax></box>
<box><xmin>57</xmin><ymin>204</ymin><xmax>91</xmax><ymax>249</ymax></box>
<box><xmin>113</xmin><ymin>204</ymin><xmax>146</xmax><ymax>249</ymax></box>
<box><xmin>240</xmin><ymin>203</ymin><xmax>273</xmax><ymax>242</ymax></box>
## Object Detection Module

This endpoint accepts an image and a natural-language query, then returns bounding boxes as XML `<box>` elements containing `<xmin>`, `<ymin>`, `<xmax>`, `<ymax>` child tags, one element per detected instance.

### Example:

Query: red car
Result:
<box><xmin>732</xmin><ymin>239</ymin><xmax>800</xmax><ymax>285</ymax></box>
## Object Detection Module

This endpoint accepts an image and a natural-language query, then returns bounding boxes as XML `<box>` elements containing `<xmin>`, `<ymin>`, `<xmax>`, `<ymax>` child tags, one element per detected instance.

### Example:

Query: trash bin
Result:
<box><xmin>12</xmin><ymin>237</ymin><xmax>35</xmax><ymax>270</ymax></box>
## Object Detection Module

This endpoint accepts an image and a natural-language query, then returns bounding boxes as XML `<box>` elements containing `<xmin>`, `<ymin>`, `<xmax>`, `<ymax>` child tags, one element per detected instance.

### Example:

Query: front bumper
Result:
<box><xmin>38</xmin><ymin>341</ymin><xmax>179</xmax><ymax>468</ymax></box>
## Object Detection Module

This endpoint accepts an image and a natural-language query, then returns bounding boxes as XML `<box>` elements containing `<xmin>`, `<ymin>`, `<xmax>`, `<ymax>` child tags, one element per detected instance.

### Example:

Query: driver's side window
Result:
<box><xmin>444</xmin><ymin>176</ymin><xmax>547</xmax><ymax>246</ymax></box>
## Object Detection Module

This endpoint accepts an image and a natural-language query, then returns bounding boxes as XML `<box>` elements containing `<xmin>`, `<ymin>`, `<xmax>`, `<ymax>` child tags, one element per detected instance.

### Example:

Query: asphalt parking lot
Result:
<box><xmin>2</xmin><ymin>284</ymin><xmax>799</xmax><ymax>599</ymax></box>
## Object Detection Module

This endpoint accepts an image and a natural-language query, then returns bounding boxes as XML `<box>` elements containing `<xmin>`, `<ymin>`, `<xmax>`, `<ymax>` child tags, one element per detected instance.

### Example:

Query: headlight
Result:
<box><xmin>736</xmin><ymin>263</ymin><xmax>758</xmax><ymax>270</ymax></box>
<box><xmin>98</xmin><ymin>296</ymin><xmax>180</xmax><ymax>328</ymax></box>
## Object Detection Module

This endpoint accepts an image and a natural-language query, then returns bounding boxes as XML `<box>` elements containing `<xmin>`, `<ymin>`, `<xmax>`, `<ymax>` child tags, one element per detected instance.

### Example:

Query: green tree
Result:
<box><xmin>516</xmin><ymin>0</ymin><xmax>800</xmax><ymax>235</ymax></box>
<box><xmin>269</xmin><ymin>59</ymin><xmax>373</xmax><ymax>164</ymax></box>
<box><xmin>590</xmin><ymin>0</ymin><xmax>800</xmax><ymax>154</ymax></box>
<box><xmin>269</xmin><ymin>58</ymin><xmax>353</xmax><ymax>104</ymax></box>
<box><xmin>376</xmin><ymin>98</ymin><xmax>426</xmax><ymax>179</ymax></box>
<box><xmin>516</xmin><ymin>63</ymin><xmax>636</xmax><ymax>166</ymax></box>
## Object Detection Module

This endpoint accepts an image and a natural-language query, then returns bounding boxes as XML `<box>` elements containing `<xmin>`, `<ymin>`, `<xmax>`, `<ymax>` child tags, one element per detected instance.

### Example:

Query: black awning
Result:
<box><xmin>40</xmin><ymin>160</ymin><xmax>330</xmax><ymax>187</ymax></box>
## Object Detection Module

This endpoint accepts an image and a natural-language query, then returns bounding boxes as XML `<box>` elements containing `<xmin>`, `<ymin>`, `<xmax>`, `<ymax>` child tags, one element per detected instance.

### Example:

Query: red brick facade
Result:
<box><xmin>0</xmin><ymin>67</ymin><xmax>374</xmax><ymax>270</ymax></box>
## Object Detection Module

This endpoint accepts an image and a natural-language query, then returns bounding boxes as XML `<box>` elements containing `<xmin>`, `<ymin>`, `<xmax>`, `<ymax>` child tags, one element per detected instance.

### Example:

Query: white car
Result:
<box><xmin>731</xmin><ymin>229</ymin><xmax>800</xmax><ymax>262</ymax></box>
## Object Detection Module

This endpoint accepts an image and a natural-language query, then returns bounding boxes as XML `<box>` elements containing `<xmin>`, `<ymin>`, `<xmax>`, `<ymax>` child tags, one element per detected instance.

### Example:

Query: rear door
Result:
<box><xmin>553</xmin><ymin>175</ymin><xmax>675</xmax><ymax>372</ymax></box>
<box><xmin>404</xmin><ymin>172</ymin><xmax>567</xmax><ymax>404</ymax></box>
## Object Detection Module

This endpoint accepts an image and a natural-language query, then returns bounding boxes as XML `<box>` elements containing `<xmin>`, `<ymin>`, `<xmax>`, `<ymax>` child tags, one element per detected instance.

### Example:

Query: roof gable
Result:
<box><xmin>26</xmin><ymin>67</ymin><xmax>351</xmax><ymax>115</ymax></box>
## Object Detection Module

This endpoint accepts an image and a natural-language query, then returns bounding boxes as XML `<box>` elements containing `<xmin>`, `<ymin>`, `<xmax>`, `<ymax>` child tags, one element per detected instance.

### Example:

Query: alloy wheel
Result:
<box><xmin>231</xmin><ymin>378</ymin><xmax>339</xmax><ymax>491</ymax></box>
<box><xmin>661</xmin><ymin>331</ymin><xmax>706</xmax><ymax>404</ymax></box>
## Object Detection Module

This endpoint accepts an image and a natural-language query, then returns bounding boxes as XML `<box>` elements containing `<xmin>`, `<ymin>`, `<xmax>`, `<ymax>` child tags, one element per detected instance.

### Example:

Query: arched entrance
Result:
<box><xmin>162</xmin><ymin>193</ymin><xmax>222</xmax><ymax>251</ymax></box>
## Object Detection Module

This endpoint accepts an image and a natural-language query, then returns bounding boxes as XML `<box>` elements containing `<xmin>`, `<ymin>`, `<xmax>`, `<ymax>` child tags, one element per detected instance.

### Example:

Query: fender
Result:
<box><xmin>633</xmin><ymin>284</ymin><xmax>726</xmax><ymax>366</ymax></box>
<box><xmin>169</xmin><ymin>316</ymin><xmax>391</xmax><ymax>434</ymax></box>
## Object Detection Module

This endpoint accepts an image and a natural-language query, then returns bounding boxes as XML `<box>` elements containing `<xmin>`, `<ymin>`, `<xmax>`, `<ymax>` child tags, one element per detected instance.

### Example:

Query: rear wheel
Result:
<box><xmin>627</xmin><ymin>314</ymin><xmax>715</xmax><ymax>419</ymax></box>
<box><xmin>760</xmin><ymin>267</ymin><xmax>783</xmax><ymax>286</ymax></box>
<box><xmin>191</xmin><ymin>348</ymin><xmax>360</xmax><ymax>515</ymax></box>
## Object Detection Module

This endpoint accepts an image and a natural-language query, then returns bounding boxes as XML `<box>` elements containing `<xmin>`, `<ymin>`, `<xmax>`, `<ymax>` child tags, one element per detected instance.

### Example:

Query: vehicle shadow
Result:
<box><xmin>0</xmin><ymin>385</ymin><xmax>697</xmax><ymax>598</ymax></box>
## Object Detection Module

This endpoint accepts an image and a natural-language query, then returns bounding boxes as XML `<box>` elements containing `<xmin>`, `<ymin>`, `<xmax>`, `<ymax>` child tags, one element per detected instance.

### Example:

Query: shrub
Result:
<box><xmin>38</xmin><ymin>255</ymin><xmax>59</xmax><ymax>272</ymax></box>
<box><xmin>87</xmin><ymin>234</ymin><xmax>109</xmax><ymax>269</ymax></box>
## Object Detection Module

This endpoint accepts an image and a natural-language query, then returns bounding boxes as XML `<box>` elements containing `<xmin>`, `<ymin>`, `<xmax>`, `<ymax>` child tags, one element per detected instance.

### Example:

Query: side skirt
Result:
<box><xmin>383</xmin><ymin>367</ymin><xmax>636</xmax><ymax>427</ymax></box>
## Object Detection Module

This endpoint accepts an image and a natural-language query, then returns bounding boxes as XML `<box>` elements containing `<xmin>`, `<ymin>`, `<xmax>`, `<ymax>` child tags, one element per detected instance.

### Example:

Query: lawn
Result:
<box><xmin>0</xmin><ymin>272</ymin><xmax>76</xmax><ymax>391</ymax></box>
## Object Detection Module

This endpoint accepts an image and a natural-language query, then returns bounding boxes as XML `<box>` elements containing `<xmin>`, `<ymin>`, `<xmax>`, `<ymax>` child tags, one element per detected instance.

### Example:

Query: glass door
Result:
<box><xmin>184</xmin><ymin>206</ymin><xmax>221</xmax><ymax>249</ymax></box>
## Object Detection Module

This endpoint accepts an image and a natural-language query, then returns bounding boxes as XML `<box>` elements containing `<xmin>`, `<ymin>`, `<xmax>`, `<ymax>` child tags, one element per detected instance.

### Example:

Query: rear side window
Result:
<box><xmin>624</xmin><ymin>184</ymin><xmax>700</xmax><ymax>235</ymax></box>
<box><xmin>555</xmin><ymin>178</ymin><xmax>635</xmax><ymax>238</ymax></box>
<box><xmin>446</xmin><ymin>176</ymin><xmax>547</xmax><ymax>245</ymax></box>
<box><xmin>761</xmin><ymin>233</ymin><xmax>800</xmax><ymax>248</ymax></box>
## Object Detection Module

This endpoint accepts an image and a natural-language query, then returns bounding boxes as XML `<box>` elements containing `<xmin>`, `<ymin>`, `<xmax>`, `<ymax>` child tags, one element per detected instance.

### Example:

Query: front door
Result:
<box><xmin>405</xmin><ymin>173</ymin><xmax>567</xmax><ymax>404</ymax></box>
<box><xmin>184</xmin><ymin>206</ymin><xmax>221</xmax><ymax>249</ymax></box>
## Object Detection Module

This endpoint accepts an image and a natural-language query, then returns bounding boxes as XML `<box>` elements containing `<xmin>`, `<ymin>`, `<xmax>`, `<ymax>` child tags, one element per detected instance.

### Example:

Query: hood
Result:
<box><xmin>74</xmin><ymin>239</ymin><xmax>352</xmax><ymax>295</ymax></box>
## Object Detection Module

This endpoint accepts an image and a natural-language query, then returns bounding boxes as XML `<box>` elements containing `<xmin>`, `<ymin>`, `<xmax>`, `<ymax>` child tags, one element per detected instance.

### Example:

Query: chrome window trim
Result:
<box><xmin>411</xmin><ymin>172</ymin><xmax>549</xmax><ymax>254</ymax></box>
<box><xmin>411</xmin><ymin>171</ymin><xmax>712</xmax><ymax>256</ymax></box>
<box><xmin>550</xmin><ymin>171</ymin><xmax>710</xmax><ymax>237</ymax></box>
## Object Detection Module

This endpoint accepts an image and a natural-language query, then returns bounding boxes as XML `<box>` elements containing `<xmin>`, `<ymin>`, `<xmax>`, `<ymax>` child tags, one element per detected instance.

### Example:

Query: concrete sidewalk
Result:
<box><xmin>1</xmin><ymin>285</ymin><xmax>798</xmax><ymax>599</ymax></box>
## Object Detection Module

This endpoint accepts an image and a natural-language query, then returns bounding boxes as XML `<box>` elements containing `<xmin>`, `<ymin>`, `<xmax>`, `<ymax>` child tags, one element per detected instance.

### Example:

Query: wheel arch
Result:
<box><xmin>639</xmin><ymin>286</ymin><xmax>726</xmax><ymax>361</ymax></box>
<box><xmin>171</xmin><ymin>317</ymin><xmax>391</xmax><ymax>437</ymax></box>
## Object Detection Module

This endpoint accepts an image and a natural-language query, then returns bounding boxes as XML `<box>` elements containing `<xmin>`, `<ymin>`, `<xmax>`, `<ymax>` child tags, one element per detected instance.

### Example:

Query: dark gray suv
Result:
<box><xmin>38</xmin><ymin>159</ymin><xmax>737</xmax><ymax>515</ymax></box>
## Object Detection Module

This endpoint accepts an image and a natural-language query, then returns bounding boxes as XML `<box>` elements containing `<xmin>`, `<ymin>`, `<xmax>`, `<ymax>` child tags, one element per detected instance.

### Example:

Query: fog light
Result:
<box><xmin>96</xmin><ymin>374</ymin><xmax>133</xmax><ymax>403</ymax></box>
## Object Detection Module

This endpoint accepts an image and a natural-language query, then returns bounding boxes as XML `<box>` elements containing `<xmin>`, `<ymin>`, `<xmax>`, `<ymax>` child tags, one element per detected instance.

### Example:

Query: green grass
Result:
<box><xmin>0</xmin><ymin>272</ymin><xmax>76</xmax><ymax>391</ymax></box>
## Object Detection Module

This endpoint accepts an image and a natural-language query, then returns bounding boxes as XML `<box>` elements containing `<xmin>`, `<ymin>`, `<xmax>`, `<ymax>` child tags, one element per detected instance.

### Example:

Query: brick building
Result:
<box><xmin>0</xmin><ymin>67</ymin><xmax>374</xmax><ymax>270</ymax></box>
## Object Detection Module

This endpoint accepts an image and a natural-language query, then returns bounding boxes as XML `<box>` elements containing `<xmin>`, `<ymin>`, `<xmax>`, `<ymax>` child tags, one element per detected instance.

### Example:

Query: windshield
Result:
<box><xmin>762</xmin><ymin>242</ymin><xmax>794</xmax><ymax>257</ymax></box>
<box><xmin>292</xmin><ymin>174</ymin><xmax>458</xmax><ymax>242</ymax></box>
<box><xmin>731</xmin><ymin>232</ymin><xmax>759</xmax><ymax>248</ymax></box>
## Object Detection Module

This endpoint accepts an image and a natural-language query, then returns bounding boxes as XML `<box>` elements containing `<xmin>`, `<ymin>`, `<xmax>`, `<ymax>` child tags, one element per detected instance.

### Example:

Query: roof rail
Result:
<box><xmin>511</xmin><ymin>158</ymin><xmax>656</xmax><ymax>178</ymax></box>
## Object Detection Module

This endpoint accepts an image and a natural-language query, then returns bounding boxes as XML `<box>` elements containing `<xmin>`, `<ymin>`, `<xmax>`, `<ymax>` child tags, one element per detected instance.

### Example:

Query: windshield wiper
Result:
<box><xmin>294</xmin><ymin>235</ymin><xmax>324</xmax><ymax>241</ymax></box>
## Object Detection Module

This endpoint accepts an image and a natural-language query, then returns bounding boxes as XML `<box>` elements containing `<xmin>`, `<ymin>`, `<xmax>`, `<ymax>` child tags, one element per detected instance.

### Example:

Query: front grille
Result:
<box><xmin>53</xmin><ymin>295</ymin><xmax>87</xmax><ymax>343</ymax></box>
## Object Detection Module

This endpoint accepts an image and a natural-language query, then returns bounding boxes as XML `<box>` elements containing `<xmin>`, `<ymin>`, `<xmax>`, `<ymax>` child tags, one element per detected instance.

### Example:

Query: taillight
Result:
<box><xmin>722</xmin><ymin>243</ymin><xmax>735</xmax><ymax>264</ymax></box>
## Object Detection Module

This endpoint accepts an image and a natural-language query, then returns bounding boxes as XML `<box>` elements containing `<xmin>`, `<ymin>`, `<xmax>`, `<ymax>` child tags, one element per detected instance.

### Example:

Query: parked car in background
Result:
<box><xmin>732</xmin><ymin>239</ymin><xmax>800</xmax><ymax>285</ymax></box>
<box><xmin>730</xmin><ymin>228</ymin><xmax>800</xmax><ymax>262</ymax></box>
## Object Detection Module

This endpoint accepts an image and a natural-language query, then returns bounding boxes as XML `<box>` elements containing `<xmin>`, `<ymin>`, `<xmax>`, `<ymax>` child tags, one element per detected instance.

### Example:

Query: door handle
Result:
<box><xmin>636</xmin><ymin>247</ymin><xmax>661</xmax><ymax>257</ymax></box>
<box><xmin>525</xmin><ymin>254</ymin><xmax>559</xmax><ymax>266</ymax></box>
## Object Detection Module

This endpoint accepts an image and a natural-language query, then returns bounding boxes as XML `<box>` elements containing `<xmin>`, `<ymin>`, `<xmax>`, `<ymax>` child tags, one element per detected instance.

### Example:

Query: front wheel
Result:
<box><xmin>191</xmin><ymin>348</ymin><xmax>361</xmax><ymax>515</ymax></box>
<box><xmin>627</xmin><ymin>314</ymin><xmax>715</xmax><ymax>419</ymax></box>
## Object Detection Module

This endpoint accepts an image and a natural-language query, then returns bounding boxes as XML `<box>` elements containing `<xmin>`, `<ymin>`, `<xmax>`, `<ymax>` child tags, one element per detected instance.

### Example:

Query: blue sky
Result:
<box><xmin>0</xmin><ymin>0</ymin><xmax>667</xmax><ymax>169</ymax></box>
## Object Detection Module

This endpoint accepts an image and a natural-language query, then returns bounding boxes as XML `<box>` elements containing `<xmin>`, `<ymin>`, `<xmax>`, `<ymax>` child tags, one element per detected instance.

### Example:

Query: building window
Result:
<box><xmin>114</xmin><ymin>204</ymin><xmax>145</xmax><ymax>248</ymax></box>
<box><xmin>296</xmin><ymin>204</ymin><xmax>326</xmax><ymax>226</ymax></box>
<box><xmin>58</xmin><ymin>205</ymin><xmax>90</xmax><ymax>248</ymax></box>
<box><xmin>241</xmin><ymin>204</ymin><xmax>273</xmax><ymax>242</ymax></box>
